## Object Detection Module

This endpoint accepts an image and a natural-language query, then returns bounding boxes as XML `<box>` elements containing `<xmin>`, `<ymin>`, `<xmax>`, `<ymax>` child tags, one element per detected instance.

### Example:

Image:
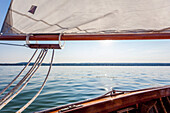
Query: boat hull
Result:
<box><xmin>37</xmin><ymin>85</ymin><xmax>170</xmax><ymax>113</ymax></box>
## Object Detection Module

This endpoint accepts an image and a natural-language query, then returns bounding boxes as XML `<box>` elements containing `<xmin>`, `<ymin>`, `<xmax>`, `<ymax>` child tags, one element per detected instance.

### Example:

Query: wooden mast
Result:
<box><xmin>0</xmin><ymin>33</ymin><xmax>170</xmax><ymax>41</ymax></box>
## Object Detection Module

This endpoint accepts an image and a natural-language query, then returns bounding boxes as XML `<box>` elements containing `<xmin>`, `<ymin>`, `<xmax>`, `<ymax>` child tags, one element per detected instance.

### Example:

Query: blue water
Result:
<box><xmin>0</xmin><ymin>66</ymin><xmax>170</xmax><ymax>113</ymax></box>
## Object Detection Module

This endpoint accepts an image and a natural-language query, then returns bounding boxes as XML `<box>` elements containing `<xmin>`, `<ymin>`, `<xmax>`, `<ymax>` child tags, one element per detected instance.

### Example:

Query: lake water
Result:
<box><xmin>0</xmin><ymin>66</ymin><xmax>170</xmax><ymax>113</ymax></box>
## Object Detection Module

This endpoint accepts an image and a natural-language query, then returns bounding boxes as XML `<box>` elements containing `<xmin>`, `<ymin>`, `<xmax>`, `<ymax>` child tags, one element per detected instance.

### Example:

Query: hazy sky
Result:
<box><xmin>1</xmin><ymin>0</ymin><xmax>170</xmax><ymax>63</ymax></box>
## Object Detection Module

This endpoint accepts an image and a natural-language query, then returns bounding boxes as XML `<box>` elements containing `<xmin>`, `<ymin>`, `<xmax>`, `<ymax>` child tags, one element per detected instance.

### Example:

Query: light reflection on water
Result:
<box><xmin>0</xmin><ymin>66</ymin><xmax>170</xmax><ymax>113</ymax></box>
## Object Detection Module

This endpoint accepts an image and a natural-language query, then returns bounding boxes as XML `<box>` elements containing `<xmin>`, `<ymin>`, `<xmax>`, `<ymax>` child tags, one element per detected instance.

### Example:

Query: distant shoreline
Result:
<box><xmin>1</xmin><ymin>63</ymin><xmax>170</xmax><ymax>66</ymax></box>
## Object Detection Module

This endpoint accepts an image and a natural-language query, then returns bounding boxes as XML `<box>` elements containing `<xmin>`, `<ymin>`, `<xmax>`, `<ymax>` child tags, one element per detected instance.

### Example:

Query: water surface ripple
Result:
<box><xmin>0</xmin><ymin>66</ymin><xmax>170</xmax><ymax>112</ymax></box>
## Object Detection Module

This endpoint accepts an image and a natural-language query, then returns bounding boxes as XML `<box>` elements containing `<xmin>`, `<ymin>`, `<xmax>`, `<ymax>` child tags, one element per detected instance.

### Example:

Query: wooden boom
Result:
<box><xmin>0</xmin><ymin>33</ymin><xmax>170</xmax><ymax>41</ymax></box>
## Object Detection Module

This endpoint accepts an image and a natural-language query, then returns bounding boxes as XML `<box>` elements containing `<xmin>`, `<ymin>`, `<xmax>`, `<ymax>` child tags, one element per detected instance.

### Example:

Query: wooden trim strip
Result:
<box><xmin>159</xmin><ymin>98</ymin><xmax>167</xmax><ymax>113</ymax></box>
<box><xmin>0</xmin><ymin>33</ymin><xmax>170</xmax><ymax>41</ymax></box>
<box><xmin>154</xmin><ymin>104</ymin><xmax>159</xmax><ymax>113</ymax></box>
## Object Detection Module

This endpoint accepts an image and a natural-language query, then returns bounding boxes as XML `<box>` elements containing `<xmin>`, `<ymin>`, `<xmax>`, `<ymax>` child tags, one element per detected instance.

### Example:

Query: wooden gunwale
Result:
<box><xmin>0</xmin><ymin>33</ymin><xmax>170</xmax><ymax>41</ymax></box>
<box><xmin>37</xmin><ymin>85</ymin><xmax>170</xmax><ymax>113</ymax></box>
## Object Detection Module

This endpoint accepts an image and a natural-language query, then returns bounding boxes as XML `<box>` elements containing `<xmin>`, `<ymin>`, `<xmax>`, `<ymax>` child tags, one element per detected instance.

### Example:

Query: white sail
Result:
<box><xmin>1</xmin><ymin>0</ymin><xmax>170</xmax><ymax>34</ymax></box>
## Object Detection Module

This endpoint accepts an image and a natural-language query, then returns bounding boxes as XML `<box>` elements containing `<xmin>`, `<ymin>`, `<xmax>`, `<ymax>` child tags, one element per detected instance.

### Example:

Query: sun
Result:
<box><xmin>99</xmin><ymin>40</ymin><xmax>113</xmax><ymax>46</ymax></box>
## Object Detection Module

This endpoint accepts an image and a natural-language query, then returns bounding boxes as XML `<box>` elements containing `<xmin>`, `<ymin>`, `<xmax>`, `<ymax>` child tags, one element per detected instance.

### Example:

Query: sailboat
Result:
<box><xmin>0</xmin><ymin>0</ymin><xmax>170</xmax><ymax>112</ymax></box>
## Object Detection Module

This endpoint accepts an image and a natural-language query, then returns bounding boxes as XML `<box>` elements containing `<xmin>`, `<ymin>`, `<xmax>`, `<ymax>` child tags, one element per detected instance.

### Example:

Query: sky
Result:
<box><xmin>0</xmin><ymin>0</ymin><xmax>170</xmax><ymax>63</ymax></box>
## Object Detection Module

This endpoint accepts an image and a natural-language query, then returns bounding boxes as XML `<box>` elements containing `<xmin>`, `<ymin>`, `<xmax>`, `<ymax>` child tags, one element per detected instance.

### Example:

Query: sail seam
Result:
<box><xmin>11</xmin><ymin>9</ymin><xmax>66</xmax><ymax>29</ymax></box>
<box><xmin>11</xmin><ymin>9</ymin><xmax>86</xmax><ymax>33</ymax></box>
<box><xmin>10</xmin><ymin>9</ymin><xmax>115</xmax><ymax>33</ymax></box>
<box><xmin>10</xmin><ymin>25</ymin><xmax>22</xmax><ymax>34</ymax></box>
<box><xmin>3</xmin><ymin>22</ymin><xmax>24</xmax><ymax>34</ymax></box>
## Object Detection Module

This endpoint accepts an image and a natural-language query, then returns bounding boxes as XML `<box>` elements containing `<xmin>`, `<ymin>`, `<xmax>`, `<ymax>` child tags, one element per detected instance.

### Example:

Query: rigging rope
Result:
<box><xmin>17</xmin><ymin>49</ymin><xmax>54</xmax><ymax>113</ymax></box>
<box><xmin>0</xmin><ymin>49</ymin><xmax>44</xmax><ymax>104</ymax></box>
<box><xmin>0</xmin><ymin>49</ymin><xmax>48</xmax><ymax>109</ymax></box>
<box><xmin>0</xmin><ymin>42</ymin><xmax>26</xmax><ymax>47</ymax></box>
<box><xmin>0</xmin><ymin>49</ymin><xmax>38</xmax><ymax>95</ymax></box>
<box><xmin>0</xmin><ymin>49</ymin><xmax>48</xmax><ymax>110</ymax></box>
